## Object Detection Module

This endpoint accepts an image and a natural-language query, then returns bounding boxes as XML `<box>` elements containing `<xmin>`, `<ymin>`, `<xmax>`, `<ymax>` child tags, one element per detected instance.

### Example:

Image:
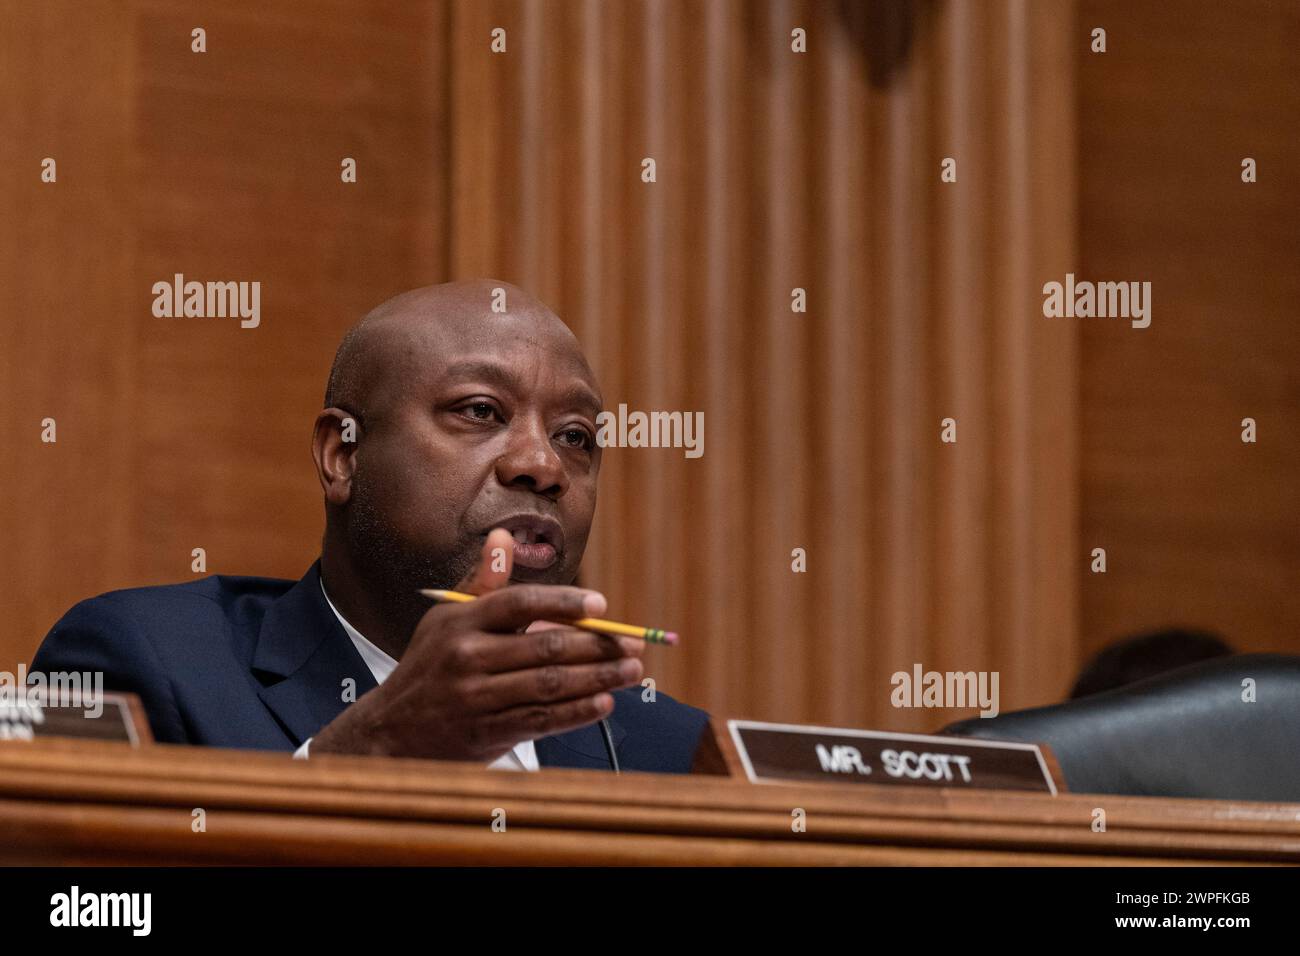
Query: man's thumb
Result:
<box><xmin>456</xmin><ymin>528</ymin><xmax>514</xmax><ymax>595</ymax></box>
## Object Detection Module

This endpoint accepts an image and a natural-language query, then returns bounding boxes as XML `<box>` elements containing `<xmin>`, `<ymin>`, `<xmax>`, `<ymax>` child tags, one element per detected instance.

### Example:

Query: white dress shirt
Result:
<box><xmin>291</xmin><ymin>581</ymin><xmax>538</xmax><ymax>771</ymax></box>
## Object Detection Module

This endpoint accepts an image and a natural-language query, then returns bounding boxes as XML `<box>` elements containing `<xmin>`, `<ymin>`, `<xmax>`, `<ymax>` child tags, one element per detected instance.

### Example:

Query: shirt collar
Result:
<box><xmin>319</xmin><ymin>578</ymin><xmax>398</xmax><ymax>685</ymax></box>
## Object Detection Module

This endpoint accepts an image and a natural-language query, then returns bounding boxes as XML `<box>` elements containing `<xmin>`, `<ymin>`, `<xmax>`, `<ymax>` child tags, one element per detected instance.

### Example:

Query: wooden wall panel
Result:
<box><xmin>447</xmin><ymin>0</ymin><xmax>1079</xmax><ymax>729</ymax></box>
<box><xmin>1077</xmin><ymin>0</ymin><xmax>1300</xmax><ymax>655</ymax></box>
<box><xmin>0</xmin><ymin>0</ymin><xmax>137</xmax><ymax>657</ymax></box>
<box><xmin>5</xmin><ymin>1</ymin><xmax>1092</xmax><ymax>737</ymax></box>
<box><xmin>1</xmin><ymin>0</ymin><xmax>449</xmax><ymax>660</ymax></box>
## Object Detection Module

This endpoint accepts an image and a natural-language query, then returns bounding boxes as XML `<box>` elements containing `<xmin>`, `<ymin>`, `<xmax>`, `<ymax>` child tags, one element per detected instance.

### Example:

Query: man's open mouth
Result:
<box><xmin>487</xmin><ymin>514</ymin><xmax>564</xmax><ymax>570</ymax></box>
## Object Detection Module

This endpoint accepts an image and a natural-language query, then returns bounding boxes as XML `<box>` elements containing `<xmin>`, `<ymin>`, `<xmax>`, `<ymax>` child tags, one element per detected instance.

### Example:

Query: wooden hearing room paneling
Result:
<box><xmin>446</xmin><ymin>0</ymin><xmax>1079</xmax><ymax>731</ymax></box>
<box><xmin>0</xmin><ymin>1</ymin><xmax>449</xmax><ymax>673</ymax></box>
<box><xmin>3</xmin><ymin>1</ymin><xmax>1078</xmax><ymax>735</ymax></box>
<box><xmin>1075</xmin><ymin>0</ymin><xmax>1300</xmax><ymax>658</ymax></box>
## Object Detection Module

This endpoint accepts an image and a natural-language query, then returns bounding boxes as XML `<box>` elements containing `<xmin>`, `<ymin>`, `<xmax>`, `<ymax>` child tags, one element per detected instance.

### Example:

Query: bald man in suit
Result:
<box><xmin>35</xmin><ymin>281</ymin><xmax>708</xmax><ymax>773</ymax></box>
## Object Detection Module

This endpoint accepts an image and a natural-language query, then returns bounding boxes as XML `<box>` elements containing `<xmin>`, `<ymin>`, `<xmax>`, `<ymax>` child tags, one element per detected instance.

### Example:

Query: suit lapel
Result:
<box><xmin>251</xmin><ymin>561</ymin><xmax>378</xmax><ymax>746</ymax></box>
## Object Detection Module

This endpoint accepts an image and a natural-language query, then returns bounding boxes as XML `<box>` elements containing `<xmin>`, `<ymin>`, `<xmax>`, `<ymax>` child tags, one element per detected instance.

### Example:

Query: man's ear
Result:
<box><xmin>312</xmin><ymin>408</ymin><xmax>360</xmax><ymax>505</ymax></box>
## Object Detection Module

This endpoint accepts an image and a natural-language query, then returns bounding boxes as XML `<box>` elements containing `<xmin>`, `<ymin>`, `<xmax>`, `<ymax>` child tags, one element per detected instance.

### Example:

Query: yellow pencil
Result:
<box><xmin>419</xmin><ymin>588</ymin><xmax>679</xmax><ymax>645</ymax></box>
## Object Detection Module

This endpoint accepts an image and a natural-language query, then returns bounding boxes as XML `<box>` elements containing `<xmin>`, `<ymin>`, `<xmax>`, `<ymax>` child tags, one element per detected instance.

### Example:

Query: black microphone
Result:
<box><xmin>597</xmin><ymin>717</ymin><xmax>620</xmax><ymax>773</ymax></box>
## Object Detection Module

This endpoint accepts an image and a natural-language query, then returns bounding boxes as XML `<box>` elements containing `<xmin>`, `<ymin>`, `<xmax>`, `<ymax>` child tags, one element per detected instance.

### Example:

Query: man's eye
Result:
<box><xmin>460</xmin><ymin>402</ymin><xmax>498</xmax><ymax>421</ymax></box>
<box><xmin>558</xmin><ymin>427</ymin><xmax>593</xmax><ymax>450</ymax></box>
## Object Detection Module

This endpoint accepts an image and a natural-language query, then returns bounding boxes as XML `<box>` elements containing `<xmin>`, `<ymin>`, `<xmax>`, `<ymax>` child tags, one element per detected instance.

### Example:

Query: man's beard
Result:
<box><xmin>344</xmin><ymin>468</ymin><xmax>479</xmax><ymax>641</ymax></box>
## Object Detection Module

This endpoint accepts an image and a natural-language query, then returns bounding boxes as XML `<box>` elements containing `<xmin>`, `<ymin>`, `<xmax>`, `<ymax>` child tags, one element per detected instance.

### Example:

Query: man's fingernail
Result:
<box><xmin>583</xmin><ymin>592</ymin><xmax>607</xmax><ymax>617</ymax></box>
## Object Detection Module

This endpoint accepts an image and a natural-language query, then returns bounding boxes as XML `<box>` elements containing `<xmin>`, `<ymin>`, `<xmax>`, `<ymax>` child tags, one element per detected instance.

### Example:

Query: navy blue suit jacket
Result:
<box><xmin>32</xmin><ymin>562</ymin><xmax>710</xmax><ymax>773</ymax></box>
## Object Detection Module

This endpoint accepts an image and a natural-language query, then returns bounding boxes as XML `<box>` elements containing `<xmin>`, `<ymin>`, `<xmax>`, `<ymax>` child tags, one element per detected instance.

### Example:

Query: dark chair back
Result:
<box><xmin>941</xmin><ymin>653</ymin><xmax>1300</xmax><ymax>800</ymax></box>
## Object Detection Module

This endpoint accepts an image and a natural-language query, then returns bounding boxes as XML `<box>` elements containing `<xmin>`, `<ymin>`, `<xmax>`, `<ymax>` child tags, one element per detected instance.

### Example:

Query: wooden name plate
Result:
<box><xmin>694</xmin><ymin>718</ymin><xmax>1063</xmax><ymax>794</ymax></box>
<box><xmin>0</xmin><ymin>690</ymin><xmax>152</xmax><ymax>746</ymax></box>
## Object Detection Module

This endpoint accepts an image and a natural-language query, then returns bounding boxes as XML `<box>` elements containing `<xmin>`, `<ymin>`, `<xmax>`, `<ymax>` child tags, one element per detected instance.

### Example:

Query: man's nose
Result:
<box><xmin>495</xmin><ymin>416</ymin><xmax>568</xmax><ymax>498</ymax></box>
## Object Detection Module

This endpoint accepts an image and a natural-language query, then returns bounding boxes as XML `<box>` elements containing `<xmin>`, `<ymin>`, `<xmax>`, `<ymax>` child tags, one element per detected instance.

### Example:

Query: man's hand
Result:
<box><xmin>311</xmin><ymin>528</ymin><xmax>645</xmax><ymax>761</ymax></box>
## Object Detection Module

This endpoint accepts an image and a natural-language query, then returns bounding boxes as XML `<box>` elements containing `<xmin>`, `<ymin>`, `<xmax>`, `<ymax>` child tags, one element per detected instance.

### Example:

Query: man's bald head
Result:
<box><xmin>324</xmin><ymin>280</ymin><xmax>594</xmax><ymax>420</ymax></box>
<box><xmin>312</xmin><ymin>279</ymin><xmax>605</xmax><ymax>653</ymax></box>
